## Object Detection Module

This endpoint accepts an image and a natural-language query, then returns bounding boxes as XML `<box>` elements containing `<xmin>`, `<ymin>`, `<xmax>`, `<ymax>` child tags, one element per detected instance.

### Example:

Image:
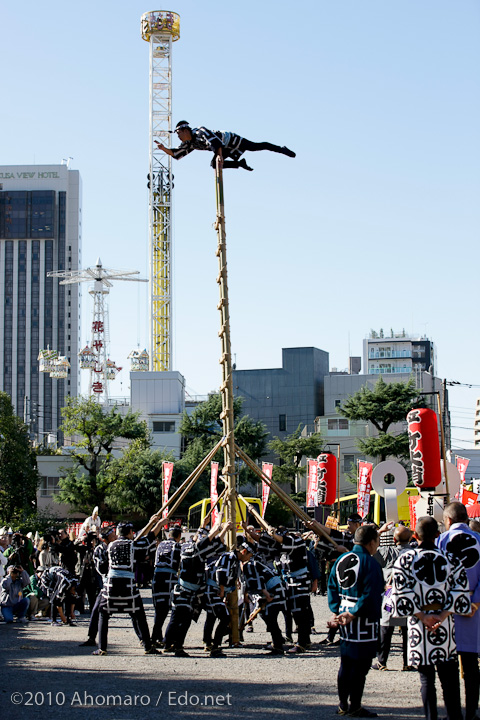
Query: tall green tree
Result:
<box><xmin>56</xmin><ymin>396</ymin><xmax>150</xmax><ymax>515</ymax></box>
<box><xmin>267</xmin><ymin>424</ymin><xmax>325</xmax><ymax>491</ymax></box>
<box><xmin>104</xmin><ymin>439</ymin><xmax>177</xmax><ymax>517</ymax></box>
<box><xmin>339</xmin><ymin>377</ymin><xmax>424</xmax><ymax>462</ymax></box>
<box><xmin>0</xmin><ymin>392</ymin><xmax>40</xmax><ymax>525</ymax></box>
<box><xmin>176</xmin><ymin>393</ymin><xmax>268</xmax><ymax>504</ymax></box>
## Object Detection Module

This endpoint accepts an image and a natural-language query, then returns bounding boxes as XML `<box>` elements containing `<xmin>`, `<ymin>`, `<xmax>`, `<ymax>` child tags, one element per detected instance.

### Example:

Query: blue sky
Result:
<box><xmin>1</xmin><ymin>1</ymin><xmax>479</xmax><ymax>447</ymax></box>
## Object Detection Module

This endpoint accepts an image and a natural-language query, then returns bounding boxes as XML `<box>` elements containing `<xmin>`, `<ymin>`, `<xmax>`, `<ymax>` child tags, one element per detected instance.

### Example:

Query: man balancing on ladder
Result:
<box><xmin>155</xmin><ymin>121</ymin><xmax>296</xmax><ymax>171</ymax></box>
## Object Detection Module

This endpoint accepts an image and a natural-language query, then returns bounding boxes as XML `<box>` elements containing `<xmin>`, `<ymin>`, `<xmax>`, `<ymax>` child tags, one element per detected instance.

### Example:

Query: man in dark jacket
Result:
<box><xmin>328</xmin><ymin>525</ymin><xmax>383</xmax><ymax>718</ymax></box>
<box><xmin>156</xmin><ymin>121</ymin><xmax>295</xmax><ymax>171</ymax></box>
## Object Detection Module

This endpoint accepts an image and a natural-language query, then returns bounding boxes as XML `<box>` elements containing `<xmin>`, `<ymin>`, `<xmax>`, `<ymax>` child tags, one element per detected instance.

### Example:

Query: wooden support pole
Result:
<box><xmin>214</xmin><ymin>156</ymin><xmax>239</xmax><ymax>643</ymax></box>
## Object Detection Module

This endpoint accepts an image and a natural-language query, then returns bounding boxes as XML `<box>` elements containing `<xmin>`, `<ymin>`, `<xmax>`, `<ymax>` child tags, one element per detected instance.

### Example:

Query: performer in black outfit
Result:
<box><xmin>267</xmin><ymin>526</ymin><xmax>314</xmax><ymax>654</ymax></box>
<box><xmin>78</xmin><ymin>525</ymin><xmax>116</xmax><ymax>648</ymax></box>
<box><xmin>40</xmin><ymin>566</ymin><xmax>78</xmax><ymax>625</ymax></box>
<box><xmin>151</xmin><ymin>525</ymin><xmax>182</xmax><ymax>647</ymax></box>
<box><xmin>243</xmin><ymin>551</ymin><xmax>287</xmax><ymax>654</ymax></box>
<box><xmin>156</xmin><ymin>121</ymin><xmax>296</xmax><ymax>171</ymax></box>
<box><xmin>93</xmin><ymin>514</ymin><xmax>166</xmax><ymax>656</ymax></box>
<box><xmin>163</xmin><ymin>519</ymin><xmax>230</xmax><ymax>657</ymax></box>
<box><xmin>204</xmin><ymin>537</ymin><xmax>253</xmax><ymax>657</ymax></box>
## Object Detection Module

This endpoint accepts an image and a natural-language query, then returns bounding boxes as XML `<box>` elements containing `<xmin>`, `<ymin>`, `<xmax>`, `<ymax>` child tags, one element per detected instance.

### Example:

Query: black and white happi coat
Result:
<box><xmin>243</xmin><ymin>556</ymin><xmax>286</xmax><ymax>616</ymax></box>
<box><xmin>390</xmin><ymin>544</ymin><xmax>471</xmax><ymax>667</ymax></box>
<box><xmin>255</xmin><ymin>533</ymin><xmax>281</xmax><ymax>568</ymax></box>
<box><xmin>93</xmin><ymin>542</ymin><xmax>109</xmax><ymax>582</ymax></box>
<box><xmin>205</xmin><ymin>550</ymin><xmax>238</xmax><ymax>612</ymax></box>
<box><xmin>40</xmin><ymin>566</ymin><xmax>75</xmax><ymax>605</ymax></box>
<box><xmin>152</xmin><ymin>538</ymin><xmax>181</xmax><ymax>606</ymax></box>
<box><xmin>279</xmin><ymin>534</ymin><xmax>311</xmax><ymax>611</ymax></box>
<box><xmin>102</xmin><ymin>533</ymin><xmax>154</xmax><ymax>614</ymax></box>
<box><xmin>170</xmin><ymin>127</ymin><xmax>244</xmax><ymax>162</ymax></box>
<box><xmin>171</xmin><ymin>536</ymin><xmax>223</xmax><ymax>613</ymax></box>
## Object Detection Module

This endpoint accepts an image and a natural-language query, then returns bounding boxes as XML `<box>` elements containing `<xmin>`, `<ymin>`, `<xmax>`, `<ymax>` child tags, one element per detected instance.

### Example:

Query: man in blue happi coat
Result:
<box><xmin>328</xmin><ymin>524</ymin><xmax>383</xmax><ymax>718</ymax></box>
<box><xmin>437</xmin><ymin>501</ymin><xmax>480</xmax><ymax>720</ymax></box>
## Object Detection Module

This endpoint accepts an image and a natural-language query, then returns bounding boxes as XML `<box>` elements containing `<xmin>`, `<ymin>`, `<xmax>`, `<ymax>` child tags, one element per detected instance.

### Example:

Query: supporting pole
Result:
<box><xmin>214</xmin><ymin>156</ymin><xmax>239</xmax><ymax>643</ymax></box>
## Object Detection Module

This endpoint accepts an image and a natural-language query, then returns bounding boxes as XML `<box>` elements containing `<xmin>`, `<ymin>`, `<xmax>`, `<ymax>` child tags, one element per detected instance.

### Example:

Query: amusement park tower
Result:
<box><xmin>141</xmin><ymin>10</ymin><xmax>180</xmax><ymax>371</ymax></box>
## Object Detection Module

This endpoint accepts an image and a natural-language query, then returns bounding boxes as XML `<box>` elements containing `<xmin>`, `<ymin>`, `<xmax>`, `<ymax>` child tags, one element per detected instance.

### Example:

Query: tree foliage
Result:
<box><xmin>176</xmin><ymin>393</ymin><xmax>269</xmax><ymax>505</ymax></box>
<box><xmin>104</xmin><ymin>440</ymin><xmax>177</xmax><ymax>517</ymax></box>
<box><xmin>56</xmin><ymin>396</ymin><xmax>150</xmax><ymax>516</ymax></box>
<box><xmin>267</xmin><ymin>424</ymin><xmax>325</xmax><ymax>491</ymax></box>
<box><xmin>339</xmin><ymin>377</ymin><xmax>424</xmax><ymax>462</ymax></box>
<box><xmin>0</xmin><ymin>392</ymin><xmax>40</xmax><ymax>525</ymax></box>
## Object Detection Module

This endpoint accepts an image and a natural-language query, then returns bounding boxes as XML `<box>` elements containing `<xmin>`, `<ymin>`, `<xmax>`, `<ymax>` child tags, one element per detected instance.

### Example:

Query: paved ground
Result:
<box><xmin>1</xmin><ymin>593</ymin><xmax>454</xmax><ymax>719</ymax></box>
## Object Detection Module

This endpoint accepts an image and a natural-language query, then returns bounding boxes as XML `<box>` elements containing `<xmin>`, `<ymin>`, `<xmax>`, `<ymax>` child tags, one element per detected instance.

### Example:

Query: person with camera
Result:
<box><xmin>1</xmin><ymin>564</ymin><xmax>31</xmax><ymax>623</ymax></box>
<box><xmin>52</xmin><ymin>529</ymin><xmax>77</xmax><ymax>576</ymax></box>
<box><xmin>4</xmin><ymin>532</ymin><xmax>35</xmax><ymax>575</ymax></box>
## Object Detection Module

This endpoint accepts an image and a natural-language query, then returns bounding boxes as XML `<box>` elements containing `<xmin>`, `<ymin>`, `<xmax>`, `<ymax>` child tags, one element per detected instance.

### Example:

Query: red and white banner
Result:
<box><xmin>210</xmin><ymin>462</ymin><xmax>220</xmax><ymax>525</ymax></box>
<box><xmin>162</xmin><ymin>462</ymin><xmax>174</xmax><ymax>519</ymax></box>
<box><xmin>306</xmin><ymin>459</ymin><xmax>319</xmax><ymax>507</ymax></box>
<box><xmin>456</xmin><ymin>456</ymin><xmax>470</xmax><ymax>483</ymax></box>
<box><xmin>357</xmin><ymin>461</ymin><xmax>373</xmax><ymax>519</ymax></box>
<box><xmin>261</xmin><ymin>462</ymin><xmax>273</xmax><ymax>515</ymax></box>
<box><xmin>317</xmin><ymin>452</ymin><xmax>337</xmax><ymax>505</ymax></box>
<box><xmin>409</xmin><ymin>494</ymin><xmax>421</xmax><ymax>531</ymax></box>
<box><xmin>460</xmin><ymin>486</ymin><xmax>478</xmax><ymax>507</ymax></box>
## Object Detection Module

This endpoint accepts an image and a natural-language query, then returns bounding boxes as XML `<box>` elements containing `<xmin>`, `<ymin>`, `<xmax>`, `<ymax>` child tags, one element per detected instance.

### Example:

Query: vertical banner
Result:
<box><xmin>357</xmin><ymin>461</ymin><xmax>373</xmax><ymax>518</ymax></box>
<box><xmin>210</xmin><ymin>462</ymin><xmax>219</xmax><ymax>525</ymax></box>
<box><xmin>317</xmin><ymin>452</ymin><xmax>337</xmax><ymax>505</ymax></box>
<box><xmin>162</xmin><ymin>461</ymin><xmax>174</xmax><ymax>519</ymax></box>
<box><xmin>456</xmin><ymin>456</ymin><xmax>470</xmax><ymax>483</ymax></box>
<box><xmin>306</xmin><ymin>459</ymin><xmax>319</xmax><ymax>507</ymax></box>
<box><xmin>261</xmin><ymin>462</ymin><xmax>273</xmax><ymax>515</ymax></box>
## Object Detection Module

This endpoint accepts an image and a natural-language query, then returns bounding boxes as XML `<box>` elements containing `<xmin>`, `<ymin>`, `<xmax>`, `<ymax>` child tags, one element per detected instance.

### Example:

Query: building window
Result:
<box><xmin>152</xmin><ymin>421</ymin><xmax>176</xmax><ymax>433</ymax></box>
<box><xmin>343</xmin><ymin>455</ymin><xmax>355</xmax><ymax>473</ymax></box>
<box><xmin>40</xmin><ymin>476</ymin><xmax>61</xmax><ymax>497</ymax></box>
<box><xmin>327</xmin><ymin>418</ymin><xmax>349</xmax><ymax>431</ymax></box>
<box><xmin>334</xmin><ymin>400</ymin><xmax>341</xmax><ymax>408</ymax></box>
<box><xmin>279</xmin><ymin>414</ymin><xmax>286</xmax><ymax>432</ymax></box>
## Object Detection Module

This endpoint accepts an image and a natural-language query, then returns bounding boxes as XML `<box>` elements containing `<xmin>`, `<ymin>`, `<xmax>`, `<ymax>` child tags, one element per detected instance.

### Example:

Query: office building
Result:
<box><xmin>0</xmin><ymin>164</ymin><xmax>81</xmax><ymax>439</ymax></box>
<box><xmin>364</xmin><ymin>330</ymin><xmax>436</xmax><ymax>377</ymax></box>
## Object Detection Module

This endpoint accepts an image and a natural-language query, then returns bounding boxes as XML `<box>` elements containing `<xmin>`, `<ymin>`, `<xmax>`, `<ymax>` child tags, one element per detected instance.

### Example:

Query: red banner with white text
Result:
<box><xmin>261</xmin><ymin>462</ymin><xmax>273</xmax><ymax>515</ymax></box>
<box><xmin>357</xmin><ymin>461</ymin><xmax>373</xmax><ymax>519</ymax></box>
<box><xmin>456</xmin><ymin>456</ymin><xmax>470</xmax><ymax>484</ymax></box>
<box><xmin>460</xmin><ymin>486</ymin><xmax>478</xmax><ymax>507</ymax></box>
<box><xmin>307</xmin><ymin>459</ymin><xmax>319</xmax><ymax>507</ymax></box>
<box><xmin>162</xmin><ymin>462</ymin><xmax>174</xmax><ymax>519</ymax></box>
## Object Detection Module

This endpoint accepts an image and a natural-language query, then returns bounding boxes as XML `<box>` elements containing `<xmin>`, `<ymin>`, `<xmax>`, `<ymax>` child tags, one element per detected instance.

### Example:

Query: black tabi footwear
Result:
<box><xmin>79</xmin><ymin>638</ymin><xmax>97</xmax><ymax>647</ymax></box>
<box><xmin>348</xmin><ymin>707</ymin><xmax>378</xmax><ymax>718</ymax></box>
<box><xmin>238</xmin><ymin>159</ymin><xmax>254</xmax><ymax>171</ymax></box>
<box><xmin>209</xmin><ymin>648</ymin><xmax>226</xmax><ymax>658</ymax></box>
<box><xmin>144</xmin><ymin>646</ymin><xmax>159</xmax><ymax>655</ymax></box>
<box><xmin>174</xmin><ymin>648</ymin><xmax>190</xmax><ymax>657</ymax></box>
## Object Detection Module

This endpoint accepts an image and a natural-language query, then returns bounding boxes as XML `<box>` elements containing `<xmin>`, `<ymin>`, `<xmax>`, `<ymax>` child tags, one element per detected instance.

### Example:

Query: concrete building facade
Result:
<box><xmin>364</xmin><ymin>330</ymin><xmax>436</xmax><ymax>378</ymax></box>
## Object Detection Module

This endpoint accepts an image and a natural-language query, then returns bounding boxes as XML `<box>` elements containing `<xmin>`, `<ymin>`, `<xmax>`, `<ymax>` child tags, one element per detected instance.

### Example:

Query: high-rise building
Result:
<box><xmin>0</xmin><ymin>164</ymin><xmax>81</xmax><ymax>440</ymax></box>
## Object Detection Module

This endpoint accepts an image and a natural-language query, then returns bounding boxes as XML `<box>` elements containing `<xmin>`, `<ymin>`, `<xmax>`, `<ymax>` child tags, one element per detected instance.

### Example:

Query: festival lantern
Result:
<box><xmin>407</xmin><ymin>408</ymin><xmax>442</xmax><ymax>489</ymax></box>
<box><xmin>317</xmin><ymin>452</ymin><xmax>337</xmax><ymax>505</ymax></box>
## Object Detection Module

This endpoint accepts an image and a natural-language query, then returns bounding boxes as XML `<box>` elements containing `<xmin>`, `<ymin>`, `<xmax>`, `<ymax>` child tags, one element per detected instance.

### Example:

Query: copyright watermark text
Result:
<box><xmin>11</xmin><ymin>690</ymin><xmax>233</xmax><ymax>707</ymax></box>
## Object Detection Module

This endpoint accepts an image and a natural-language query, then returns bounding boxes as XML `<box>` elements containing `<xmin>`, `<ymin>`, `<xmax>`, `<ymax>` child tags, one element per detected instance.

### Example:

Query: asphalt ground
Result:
<box><xmin>0</xmin><ymin>592</ymin><xmax>454</xmax><ymax>720</ymax></box>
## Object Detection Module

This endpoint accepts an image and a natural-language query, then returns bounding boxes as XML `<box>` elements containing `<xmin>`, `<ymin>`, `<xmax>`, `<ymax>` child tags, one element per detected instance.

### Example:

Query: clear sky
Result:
<box><xmin>1</xmin><ymin>1</ymin><xmax>479</xmax><ymax>448</ymax></box>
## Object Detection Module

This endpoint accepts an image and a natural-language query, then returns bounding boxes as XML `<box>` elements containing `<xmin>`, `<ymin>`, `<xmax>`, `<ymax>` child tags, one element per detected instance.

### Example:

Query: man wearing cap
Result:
<box><xmin>93</xmin><ymin>515</ymin><xmax>166</xmax><ymax>656</ymax></box>
<box><xmin>155</xmin><ymin>121</ymin><xmax>295</xmax><ymax>171</ymax></box>
<box><xmin>78</xmin><ymin>525</ymin><xmax>116</xmax><ymax>648</ymax></box>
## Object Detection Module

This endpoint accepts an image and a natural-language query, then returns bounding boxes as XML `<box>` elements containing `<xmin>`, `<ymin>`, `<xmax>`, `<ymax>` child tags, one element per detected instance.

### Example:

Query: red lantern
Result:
<box><xmin>407</xmin><ymin>408</ymin><xmax>441</xmax><ymax>489</ymax></box>
<box><xmin>317</xmin><ymin>452</ymin><xmax>337</xmax><ymax>505</ymax></box>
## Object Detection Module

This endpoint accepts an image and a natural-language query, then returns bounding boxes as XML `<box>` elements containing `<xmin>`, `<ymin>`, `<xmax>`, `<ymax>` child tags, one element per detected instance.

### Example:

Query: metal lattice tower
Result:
<box><xmin>141</xmin><ymin>10</ymin><xmax>180</xmax><ymax>371</ymax></box>
<box><xmin>47</xmin><ymin>259</ymin><xmax>147</xmax><ymax>402</ymax></box>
